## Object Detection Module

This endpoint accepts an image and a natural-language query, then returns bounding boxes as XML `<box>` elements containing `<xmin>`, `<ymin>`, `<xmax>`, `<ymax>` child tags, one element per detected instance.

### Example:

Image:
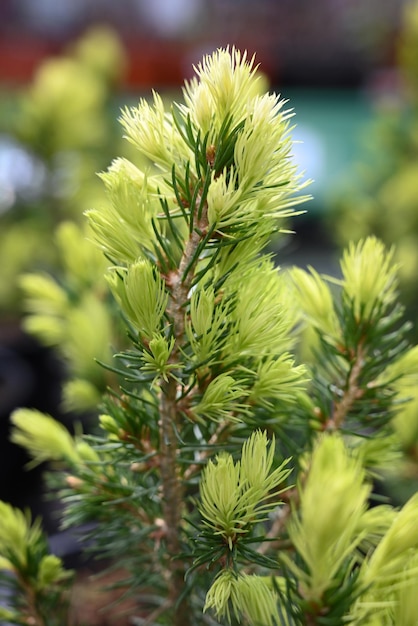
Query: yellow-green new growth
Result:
<box><xmin>341</xmin><ymin>236</ymin><xmax>399</xmax><ymax>321</ymax></box>
<box><xmin>10</xmin><ymin>408</ymin><xmax>99</xmax><ymax>468</ymax></box>
<box><xmin>55</xmin><ymin>221</ymin><xmax>108</xmax><ymax>290</ymax></box>
<box><xmin>141</xmin><ymin>333</ymin><xmax>176</xmax><ymax>383</ymax></box>
<box><xmin>204</xmin><ymin>569</ymin><xmax>280</xmax><ymax>626</ymax></box>
<box><xmin>391</xmin><ymin>552</ymin><xmax>418</xmax><ymax>626</ymax></box>
<box><xmin>199</xmin><ymin>430</ymin><xmax>291</xmax><ymax>548</ymax></box>
<box><xmin>203</xmin><ymin>570</ymin><xmax>237</xmax><ymax>623</ymax></box>
<box><xmin>96</xmin><ymin>158</ymin><xmax>161</xmax><ymax>257</ymax></box>
<box><xmin>222</xmin><ymin>258</ymin><xmax>296</xmax><ymax>362</ymax></box>
<box><xmin>184</xmin><ymin>48</ymin><xmax>259</xmax><ymax>134</ymax></box>
<box><xmin>89</xmin><ymin>46</ymin><xmax>310</xmax><ymax>272</ymax></box>
<box><xmin>287</xmin><ymin>434</ymin><xmax>370</xmax><ymax>601</ymax></box>
<box><xmin>287</xmin><ymin>265</ymin><xmax>339</xmax><ymax>336</ymax></box>
<box><xmin>37</xmin><ymin>554</ymin><xmax>70</xmax><ymax>590</ymax></box>
<box><xmin>189</xmin><ymin>284</ymin><xmax>216</xmax><ymax>337</ymax></box>
<box><xmin>353</xmin><ymin>494</ymin><xmax>418</xmax><ymax>624</ymax></box>
<box><xmin>0</xmin><ymin>501</ymin><xmax>72</xmax><ymax>624</ymax></box>
<box><xmin>120</xmin><ymin>90</ymin><xmax>177</xmax><ymax>169</ymax></box>
<box><xmin>108</xmin><ymin>259</ymin><xmax>168</xmax><ymax>340</ymax></box>
<box><xmin>186</xmin><ymin>284</ymin><xmax>229</xmax><ymax>367</ymax></box>
<box><xmin>0</xmin><ymin>502</ymin><xmax>42</xmax><ymax>570</ymax></box>
<box><xmin>378</xmin><ymin>345</ymin><xmax>418</xmax><ymax>462</ymax></box>
<box><xmin>192</xmin><ymin>373</ymin><xmax>249</xmax><ymax>422</ymax></box>
<box><xmin>249</xmin><ymin>353</ymin><xmax>308</xmax><ymax>408</ymax></box>
<box><xmin>364</xmin><ymin>492</ymin><xmax>418</xmax><ymax>582</ymax></box>
<box><xmin>204</xmin><ymin>91</ymin><xmax>308</xmax><ymax>231</ymax></box>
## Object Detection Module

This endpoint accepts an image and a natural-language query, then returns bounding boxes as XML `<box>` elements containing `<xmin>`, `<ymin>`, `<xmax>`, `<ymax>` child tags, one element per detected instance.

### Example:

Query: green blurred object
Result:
<box><xmin>326</xmin><ymin>0</ymin><xmax>418</xmax><ymax>329</ymax></box>
<box><xmin>0</xmin><ymin>26</ymin><xmax>127</xmax><ymax>315</ymax></box>
<box><xmin>19</xmin><ymin>220</ymin><xmax>121</xmax><ymax>412</ymax></box>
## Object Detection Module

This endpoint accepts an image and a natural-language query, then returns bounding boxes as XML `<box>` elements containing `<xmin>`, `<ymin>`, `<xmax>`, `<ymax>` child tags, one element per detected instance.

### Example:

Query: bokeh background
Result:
<box><xmin>0</xmin><ymin>0</ymin><xmax>411</xmax><ymax>267</ymax></box>
<box><xmin>1</xmin><ymin>0</ymin><xmax>417</xmax><ymax>525</ymax></box>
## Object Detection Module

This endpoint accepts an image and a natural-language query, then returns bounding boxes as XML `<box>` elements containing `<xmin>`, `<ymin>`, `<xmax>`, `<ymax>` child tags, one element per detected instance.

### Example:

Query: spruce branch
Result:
<box><xmin>7</xmin><ymin>45</ymin><xmax>418</xmax><ymax>626</ymax></box>
<box><xmin>157</xmin><ymin>196</ymin><xmax>210</xmax><ymax>623</ymax></box>
<box><xmin>326</xmin><ymin>339</ymin><xmax>366</xmax><ymax>431</ymax></box>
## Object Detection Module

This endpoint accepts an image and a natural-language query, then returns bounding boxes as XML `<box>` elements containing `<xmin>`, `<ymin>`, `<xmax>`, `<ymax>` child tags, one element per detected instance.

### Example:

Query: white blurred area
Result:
<box><xmin>134</xmin><ymin>0</ymin><xmax>204</xmax><ymax>36</ymax></box>
<box><xmin>13</xmin><ymin>0</ymin><xmax>206</xmax><ymax>37</ymax></box>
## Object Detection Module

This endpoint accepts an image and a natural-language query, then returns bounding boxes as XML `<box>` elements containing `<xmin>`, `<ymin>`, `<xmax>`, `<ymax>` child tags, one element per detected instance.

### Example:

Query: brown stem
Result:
<box><xmin>325</xmin><ymin>341</ymin><xmax>365</xmax><ymax>431</ymax></box>
<box><xmin>18</xmin><ymin>576</ymin><xmax>52</xmax><ymax>626</ymax></box>
<box><xmin>157</xmin><ymin>205</ymin><xmax>209</xmax><ymax>625</ymax></box>
<box><xmin>159</xmin><ymin>378</ymin><xmax>189</xmax><ymax>625</ymax></box>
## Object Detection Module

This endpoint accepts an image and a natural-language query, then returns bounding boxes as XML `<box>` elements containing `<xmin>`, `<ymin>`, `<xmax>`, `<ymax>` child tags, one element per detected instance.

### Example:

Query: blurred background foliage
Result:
<box><xmin>0</xmin><ymin>27</ymin><xmax>157</xmax><ymax>417</ymax></box>
<box><xmin>0</xmin><ymin>26</ymin><xmax>127</xmax><ymax>314</ymax></box>
<box><xmin>0</xmin><ymin>26</ymin><xmax>138</xmax><ymax>523</ymax></box>
<box><xmin>327</xmin><ymin>0</ymin><xmax>418</xmax><ymax>332</ymax></box>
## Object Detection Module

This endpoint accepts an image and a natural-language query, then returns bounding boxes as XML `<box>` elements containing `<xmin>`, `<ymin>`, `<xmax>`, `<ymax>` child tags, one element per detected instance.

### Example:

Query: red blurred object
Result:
<box><xmin>0</xmin><ymin>35</ymin><xmax>58</xmax><ymax>84</ymax></box>
<box><xmin>0</xmin><ymin>33</ymin><xmax>192</xmax><ymax>89</ymax></box>
<box><xmin>0</xmin><ymin>34</ymin><xmax>275</xmax><ymax>90</ymax></box>
<box><xmin>124</xmin><ymin>38</ymin><xmax>188</xmax><ymax>88</ymax></box>
<box><xmin>0</xmin><ymin>35</ymin><xmax>197</xmax><ymax>89</ymax></box>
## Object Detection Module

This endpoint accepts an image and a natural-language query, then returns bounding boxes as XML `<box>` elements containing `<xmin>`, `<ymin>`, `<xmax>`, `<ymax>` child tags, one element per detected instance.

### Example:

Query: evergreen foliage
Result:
<box><xmin>2</xmin><ymin>47</ymin><xmax>418</xmax><ymax>626</ymax></box>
